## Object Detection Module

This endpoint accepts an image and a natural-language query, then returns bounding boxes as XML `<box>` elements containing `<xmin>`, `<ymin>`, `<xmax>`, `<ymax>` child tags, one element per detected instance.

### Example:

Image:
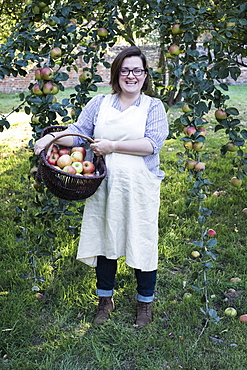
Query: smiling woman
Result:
<box><xmin>34</xmin><ymin>46</ymin><xmax>169</xmax><ymax>327</ymax></box>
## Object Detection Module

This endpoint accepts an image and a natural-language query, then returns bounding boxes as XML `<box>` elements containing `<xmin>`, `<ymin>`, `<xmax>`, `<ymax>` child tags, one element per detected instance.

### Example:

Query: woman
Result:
<box><xmin>35</xmin><ymin>46</ymin><xmax>169</xmax><ymax>327</ymax></box>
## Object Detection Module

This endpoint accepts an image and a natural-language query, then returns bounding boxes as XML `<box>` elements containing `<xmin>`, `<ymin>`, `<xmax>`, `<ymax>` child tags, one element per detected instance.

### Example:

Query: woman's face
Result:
<box><xmin>118</xmin><ymin>56</ymin><xmax>147</xmax><ymax>97</ymax></box>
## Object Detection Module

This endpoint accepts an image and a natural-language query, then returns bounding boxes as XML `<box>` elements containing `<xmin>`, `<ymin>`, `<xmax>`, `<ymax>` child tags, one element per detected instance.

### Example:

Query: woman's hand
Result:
<box><xmin>90</xmin><ymin>139</ymin><xmax>114</xmax><ymax>156</ymax></box>
<box><xmin>34</xmin><ymin>134</ymin><xmax>54</xmax><ymax>156</ymax></box>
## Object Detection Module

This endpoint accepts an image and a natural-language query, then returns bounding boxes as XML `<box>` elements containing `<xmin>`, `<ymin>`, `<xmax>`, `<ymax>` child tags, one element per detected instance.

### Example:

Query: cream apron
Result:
<box><xmin>76</xmin><ymin>94</ymin><xmax>161</xmax><ymax>271</ymax></box>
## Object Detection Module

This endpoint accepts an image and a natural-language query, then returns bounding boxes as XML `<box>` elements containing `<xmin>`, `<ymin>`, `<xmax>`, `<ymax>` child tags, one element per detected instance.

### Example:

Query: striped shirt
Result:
<box><xmin>68</xmin><ymin>94</ymin><xmax>169</xmax><ymax>179</ymax></box>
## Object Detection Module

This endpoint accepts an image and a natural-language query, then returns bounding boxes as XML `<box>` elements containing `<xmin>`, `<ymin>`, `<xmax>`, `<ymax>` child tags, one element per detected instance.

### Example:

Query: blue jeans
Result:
<box><xmin>95</xmin><ymin>256</ymin><xmax>157</xmax><ymax>303</ymax></box>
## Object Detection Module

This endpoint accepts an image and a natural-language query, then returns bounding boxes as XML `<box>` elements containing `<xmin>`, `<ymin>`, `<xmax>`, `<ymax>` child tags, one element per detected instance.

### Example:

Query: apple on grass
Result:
<box><xmin>57</xmin><ymin>154</ymin><xmax>72</xmax><ymax>168</ymax></box>
<box><xmin>191</xmin><ymin>251</ymin><xmax>200</xmax><ymax>258</ymax></box>
<box><xmin>83</xmin><ymin>161</ymin><xmax>95</xmax><ymax>174</ymax></box>
<box><xmin>40</xmin><ymin>66</ymin><xmax>54</xmax><ymax>80</ymax></box>
<box><xmin>224</xmin><ymin>307</ymin><xmax>237</xmax><ymax>317</ymax></box>
<box><xmin>72</xmin><ymin>161</ymin><xmax>83</xmax><ymax>173</ymax></box>
<box><xmin>51</xmin><ymin>144</ymin><xmax>59</xmax><ymax>153</ymax></box>
<box><xmin>239</xmin><ymin>314</ymin><xmax>247</xmax><ymax>322</ymax></box>
<box><xmin>71</xmin><ymin>146</ymin><xmax>86</xmax><ymax>159</ymax></box>
<box><xmin>47</xmin><ymin>152</ymin><xmax>59</xmax><ymax>166</ymax></box>
<box><xmin>63</xmin><ymin>165</ymin><xmax>77</xmax><ymax>175</ymax></box>
<box><xmin>58</xmin><ymin>148</ymin><xmax>70</xmax><ymax>156</ymax></box>
<box><xmin>71</xmin><ymin>151</ymin><xmax>83</xmax><ymax>162</ymax></box>
<box><xmin>230</xmin><ymin>177</ymin><xmax>242</xmax><ymax>187</ymax></box>
<box><xmin>208</xmin><ymin>229</ymin><xmax>217</xmax><ymax>237</ymax></box>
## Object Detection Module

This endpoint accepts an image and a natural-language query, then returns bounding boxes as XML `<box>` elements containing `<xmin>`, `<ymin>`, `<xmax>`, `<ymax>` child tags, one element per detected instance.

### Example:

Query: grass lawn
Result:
<box><xmin>0</xmin><ymin>85</ymin><xmax>247</xmax><ymax>369</ymax></box>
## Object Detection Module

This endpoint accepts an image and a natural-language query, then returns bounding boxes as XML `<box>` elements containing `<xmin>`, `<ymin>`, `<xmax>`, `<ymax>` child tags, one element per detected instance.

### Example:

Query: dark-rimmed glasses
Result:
<box><xmin>119</xmin><ymin>68</ymin><xmax>146</xmax><ymax>76</ymax></box>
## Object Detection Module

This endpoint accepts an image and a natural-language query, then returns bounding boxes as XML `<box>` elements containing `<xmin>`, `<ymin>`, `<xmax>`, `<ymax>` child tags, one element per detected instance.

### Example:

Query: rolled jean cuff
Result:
<box><xmin>96</xmin><ymin>289</ymin><xmax>114</xmax><ymax>297</ymax></box>
<box><xmin>136</xmin><ymin>293</ymin><xmax>154</xmax><ymax>303</ymax></box>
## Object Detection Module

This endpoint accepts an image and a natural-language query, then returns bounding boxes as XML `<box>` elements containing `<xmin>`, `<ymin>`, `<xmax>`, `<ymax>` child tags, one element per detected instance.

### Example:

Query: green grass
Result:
<box><xmin>0</xmin><ymin>86</ymin><xmax>247</xmax><ymax>369</ymax></box>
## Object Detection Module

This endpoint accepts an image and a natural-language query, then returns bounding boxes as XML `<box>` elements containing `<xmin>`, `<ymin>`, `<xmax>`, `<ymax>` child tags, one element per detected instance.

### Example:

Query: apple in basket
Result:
<box><xmin>63</xmin><ymin>165</ymin><xmax>77</xmax><ymax>175</ymax></box>
<box><xmin>59</xmin><ymin>148</ymin><xmax>70</xmax><ymax>156</ymax></box>
<box><xmin>51</xmin><ymin>144</ymin><xmax>59</xmax><ymax>153</ymax></box>
<box><xmin>72</xmin><ymin>161</ymin><xmax>83</xmax><ymax>173</ymax></box>
<box><xmin>71</xmin><ymin>151</ymin><xmax>84</xmax><ymax>162</ymax></box>
<box><xmin>71</xmin><ymin>146</ymin><xmax>86</xmax><ymax>159</ymax></box>
<box><xmin>57</xmin><ymin>154</ymin><xmax>72</xmax><ymax>168</ymax></box>
<box><xmin>83</xmin><ymin>161</ymin><xmax>95</xmax><ymax>174</ymax></box>
<box><xmin>47</xmin><ymin>152</ymin><xmax>59</xmax><ymax>165</ymax></box>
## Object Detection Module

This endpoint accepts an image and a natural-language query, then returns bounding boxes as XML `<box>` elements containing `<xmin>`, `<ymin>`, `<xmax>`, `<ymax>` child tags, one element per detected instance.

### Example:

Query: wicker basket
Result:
<box><xmin>36</xmin><ymin>126</ymin><xmax>107</xmax><ymax>201</ymax></box>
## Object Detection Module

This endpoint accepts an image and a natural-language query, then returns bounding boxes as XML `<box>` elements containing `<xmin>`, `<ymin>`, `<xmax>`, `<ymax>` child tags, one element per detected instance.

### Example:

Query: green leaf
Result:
<box><xmin>226</xmin><ymin>107</ymin><xmax>239</xmax><ymax>116</ymax></box>
<box><xmin>206</xmin><ymin>238</ymin><xmax>217</xmax><ymax>248</ymax></box>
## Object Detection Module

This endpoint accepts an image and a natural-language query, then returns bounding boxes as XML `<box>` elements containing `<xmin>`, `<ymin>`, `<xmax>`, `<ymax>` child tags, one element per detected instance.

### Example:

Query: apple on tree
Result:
<box><xmin>215</xmin><ymin>109</ymin><xmax>227</xmax><ymax>121</ymax></box>
<box><xmin>50</xmin><ymin>47</ymin><xmax>62</xmax><ymax>60</ymax></box>
<box><xmin>186</xmin><ymin>160</ymin><xmax>197</xmax><ymax>170</ymax></box>
<box><xmin>193</xmin><ymin>142</ymin><xmax>205</xmax><ymax>152</ymax></box>
<box><xmin>97</xmin><ymin>28</ymin><xmax>108</xmax><ymax>37</ymax></box>
<box><xmin>40</xmin><ymin>66</ymin><xmax>54</xmax><ymax>80</ymax></box>
<box><xmin>79</xmin><ymin>71</ymin><xmax>92</xmax><ymax>83</ymax></box>
<box><xmin>171</xmin><ymin>24</ymin><xmax>182</xmax><ymax>35</ymax></box>
<box><xmin>184</xmin><ymin>126</ymin><xmax>196</xmax><ymax>137</ymax></box>
<box><xmin>43</xmin><ymin>82</ymin><xmax>59</xmax><ymax>95</ymax></box>
<box><xmin>32</xmin><ymin>84</ymin><xmax>43</xmax><ymax>96</ymax></box>
<box><xmin>194</xmin><ymin>162</ymin><xmax>205</xmax><ymax>172</ymax></box>
<box><xmin>169</xmin><ymin>44</ymin><xmax>181</xmax><ymax>56</ymax></box>
<box><xmin>35</xmin><ymin>68</ymin><xmax>42</xmax><ymax>80</ymax></box>
<box><xmin>226</xmin><ymin>142</ymin><xmax>238</xmax><ymax>152</ymax></box>
<box><xmin>183</xmin><ymin>141</ymin><xmax>193</xmax><ymax>150</ymax></box>
<box><xmin>182</xmin><ymin>103</ymin><xmax>192</xmax><ymax>113</ymax></box>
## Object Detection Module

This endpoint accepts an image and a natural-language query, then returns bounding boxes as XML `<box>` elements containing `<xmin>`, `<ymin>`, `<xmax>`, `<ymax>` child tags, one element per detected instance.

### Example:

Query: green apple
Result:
<box><xmin>191</xmin><ymin>251</ymin><xmax>200</xmax><ymax>258</ymax></box>
<box><xmin>224</xmin><ymin>307</ymin><xmax>237</xmax><ymax>317</ymax></box>
<box><xmin>79</xmin><ymin>71</ymin><xmax>92</xmax><ymax>82</ymax></box>
<box><xmin>171</xmin><ymin>24</ymin><xmax>182</xmax><ymax>35</ymax></box>
<box><xmin>97</xmin><ymin>28</ymin><xmax>108</xmax><ymax>37</ymax></box>
<box><xmin>72</xmin><ymin>161</ymin><xmax>83</xmax><ymax>173</ymax></box>
<box><xmin>182</xmin><ymin>103</ymin><xmax>192</xmax><ymax>113</ymax></box>
<box><xmin>169</xmin><ymin>44</ymin><xmax>181</xmax><ymax>56</ymax></box>
<box><xmin>32</xmin><ymin>84</ymin><xmax>43</xmax><ymax>96</ymax></box>
<box><xmin>230</xmin><ymin>177</ymin><xmax>242</xmax><ymax>187</ymax></box>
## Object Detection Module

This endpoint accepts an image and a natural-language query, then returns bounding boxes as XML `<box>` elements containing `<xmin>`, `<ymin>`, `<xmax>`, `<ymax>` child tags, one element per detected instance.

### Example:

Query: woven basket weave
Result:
<box><xmin>36</xmin><ymin>126</ymin><xmax>107</xmax><ymax>201</ymax></box>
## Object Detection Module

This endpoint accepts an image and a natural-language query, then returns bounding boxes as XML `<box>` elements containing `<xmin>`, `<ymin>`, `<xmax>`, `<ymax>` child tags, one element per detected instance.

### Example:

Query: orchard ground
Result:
<box><xmin>0</xmin><ymin>85</ymin><xmax>247</xmax><ymax>369</ymax></box>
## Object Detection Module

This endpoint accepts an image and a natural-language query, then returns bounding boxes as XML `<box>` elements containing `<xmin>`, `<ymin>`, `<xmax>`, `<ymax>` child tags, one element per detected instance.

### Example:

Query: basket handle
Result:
<box><xmin>44</xmin><ymin>132</ymin><xmax>95</xmax><ymax>155</ymax></box>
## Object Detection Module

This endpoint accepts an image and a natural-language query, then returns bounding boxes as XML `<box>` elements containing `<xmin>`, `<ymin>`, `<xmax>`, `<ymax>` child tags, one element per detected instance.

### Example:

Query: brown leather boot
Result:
<box><xmin>136</xmin><ymin>301</ymin><xmax>152</xmax><ymax>327</ymax></box>
<box><xmin>94</xmin><ymin>297</ymin><xmax>114</xmax><ymax>325</ymax></box>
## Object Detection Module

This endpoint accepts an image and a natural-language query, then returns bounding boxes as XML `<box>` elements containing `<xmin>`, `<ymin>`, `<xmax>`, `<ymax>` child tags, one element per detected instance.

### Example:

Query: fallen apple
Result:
<box><xmin>239</xmin><ymin>314</ymin><xmax>247</xmax><ymax>322</ymax></box>
<box><xmin>208</xmin><ymin>229</ymin><xmax>217</xmax><ymax>237</ymax></box>
<box><xmin>230</xmin><ymin>177</ymin><xmax>242</xmax><ymax>187</ymax></box>
<box><xmin>36</xmin><ymin>292</ymin><xmax>44</xmax><ymax>299</ymax></box>
<box><xmin>57</xmin><ymin>154</ymin><xmax>72</xmax><ymax>168</ymax></box>
<box><xmin>191</xmin><ymin>251</ymin><xmax>200</xmax><ymax>258</ymax></box>
<box><xmin>224</xmin><ymin>307</ymin><xmax>237</xmax><ymax>317</ymax></box>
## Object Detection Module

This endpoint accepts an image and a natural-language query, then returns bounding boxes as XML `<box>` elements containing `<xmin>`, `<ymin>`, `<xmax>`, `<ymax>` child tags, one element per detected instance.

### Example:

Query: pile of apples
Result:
<box><xmin>47</xmin><ymin>144</ymin><xmax>95</xmax><ymax>176</ymax></box>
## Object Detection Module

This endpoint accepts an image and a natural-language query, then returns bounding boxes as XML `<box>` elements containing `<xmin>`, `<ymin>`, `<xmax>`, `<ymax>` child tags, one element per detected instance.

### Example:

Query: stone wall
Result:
<box><xmin>0</xmin><ymin>45</ymin><xmax>246</xmax><ymax>93</ymax></box>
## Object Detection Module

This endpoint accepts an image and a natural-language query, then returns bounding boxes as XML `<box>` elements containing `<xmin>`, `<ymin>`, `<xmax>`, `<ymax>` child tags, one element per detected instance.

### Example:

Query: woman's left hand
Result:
<box><xmin>90</xmin><ymin>139</ymin><xmax>114</xmax><ymax>156</ymax></box>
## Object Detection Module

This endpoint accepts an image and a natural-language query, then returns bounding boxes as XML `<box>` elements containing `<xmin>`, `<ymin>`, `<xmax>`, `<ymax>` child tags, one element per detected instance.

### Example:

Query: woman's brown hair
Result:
<box><xmin>110</xmin><ymin>46</ymin><xmax>150</xmax><ymax>94</ymax></box>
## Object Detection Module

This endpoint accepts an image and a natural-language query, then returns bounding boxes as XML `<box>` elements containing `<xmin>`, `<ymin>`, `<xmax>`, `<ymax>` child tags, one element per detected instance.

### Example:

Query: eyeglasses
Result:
<box><xmin>119</xmin><ymin>68</ymin><xmax>146</xmax><ymax>77</ymax></box>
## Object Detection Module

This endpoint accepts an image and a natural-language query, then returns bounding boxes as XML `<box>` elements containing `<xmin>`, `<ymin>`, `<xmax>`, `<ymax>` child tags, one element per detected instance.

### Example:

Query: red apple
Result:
<box><xmin>72</xmin><ymin>161</ymin><xmax>83</xmax><ymax>173</ymax></box>
<box><xmin>36</xmin><ymin>292</ymin><xmax>44</xmax><ymax>299</ymax></box>
<box><xmin>194</xmin><ymin>162</ymin><xmax>205</xmax><ymax>172</ymax></box>
<box><xmin>83</xmin><ymin>161</ymin><xmax>95</xmax><ymax>174</ymax></box>
<box><xmin>50</xmin><ymin>47</ymin><xmax>62</xmax><ymax>60</ymax></box>
<box><xmin>71</xmin><ymin>146</ymin><xmax>86</xmax><ymax>159</ymax></box>
<box><xmin>47</xmin><ymin>152</ymin><xmax>59</xmax><ymax>165</ymax></box>
<box><xmin>97</xmin><ymin>28</ymin><xmax>108</xmax><ymax>37</ymax></box>
<box><xmin>32</xmin><ymin>84</ymin><xmax>43</xmax><ymax>96</ymax></box>
<box><xmin>43</xmin><ymin>82</ymin><xmax>59</xmax><ymax>95</ymax></box>
<box><xmin>40</xmin><ymin>66</ymin><xmax>54</xmax><ymax>80</ymax></box>
<box><xmin>230</xmin><ymin>177</ymin><xmax>242</xmax><ymax>187</ymax></box>
<box><xmin>57</xmin><ymin>154</ymin><xmax>72</xmax><ymax>168</ymax></box>
<box><xmin>169</xmin><ymin>44</ymin><xmax>180</xmax><ymax>56</ymax></box>
<box><xmin>71</xmin><ymin>151</ymin><xmax>83</xmax><ymax>162</ymax></box>
<box><xmin>79</xmin><ymin>71</ymin><xmax>92</xmax><ymax>82</ymax></box>
<box><xmin>63</xmin><ymin>165</ymin><xmax>77</xmax><ymax>175</ymax></box>
<box><xmin>171</xmin><ymin>24</ymin><xmax>182</xmax><ymax>35</ymax></box>
<box><xmin>239</xmin><ymin>314</ymin><xmax>247</xmax><ymax>322</ymax></box>
<box><xmin>58</xmin><ymin>148</ymin><xmax>70</xmax><ymax>156</ymax></box>
<box><xmin>215</xmin><ymin>109</ymin><xmax>227</xmax><ymax>121</ymax></box>
<box><xmin>51</xmin><ymin>144</ymin><xmax>59</xmax><ymax>153</ymax></box>
<box><xmin>35</xmin><ymin>68</ymin><xmax>41</xmax><ymax>80</ymax></box>
<box><xmin>193</xmin><ymin>142</ymin><xmax>205</xmax><ymax>152</ymax></box>
<box><xmin>208</xmin><ymin>229</ymin><xmax>217</xmax><ymax>237</ymax></box>
<box><xmin>183</xmin><ymin>141</ymin><xmax>193</xmax><ymax>150</ymax></box>
<box><xmin>198</xmin><ymin>127</ymin><xmax>207</xmax><ymax>136</ymax></box>
<box><xmin>184</xmin><ymin>126</ymin><xmax>196</xmax><ymax>137</ymax></box>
